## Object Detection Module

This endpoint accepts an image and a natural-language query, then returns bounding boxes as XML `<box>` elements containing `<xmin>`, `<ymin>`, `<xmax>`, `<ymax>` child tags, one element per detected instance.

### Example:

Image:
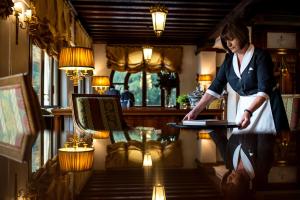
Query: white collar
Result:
<box><xmin>232</xmin><ymin>44</ymin><xmax>255</xmax><ymax>79</ymax></box>
<box><xmin>233</xmin><ymin>144</ymin><xmax>255</xmax><ymax>180</ymax></box>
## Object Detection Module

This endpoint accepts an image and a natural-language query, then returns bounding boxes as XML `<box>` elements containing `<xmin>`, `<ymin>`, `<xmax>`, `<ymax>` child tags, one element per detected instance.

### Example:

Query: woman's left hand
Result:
<box><xmin>238</xmin><ymin>111</ymin><xmax>251</xmax><ymax>129</ymax></box>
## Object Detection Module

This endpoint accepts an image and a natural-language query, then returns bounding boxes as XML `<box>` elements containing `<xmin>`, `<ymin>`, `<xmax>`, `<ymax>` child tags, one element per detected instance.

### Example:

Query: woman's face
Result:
<box><xmin>226</xmin><ymin>38</ymin><xmax>241</xmax><ymax>53</ymax></box>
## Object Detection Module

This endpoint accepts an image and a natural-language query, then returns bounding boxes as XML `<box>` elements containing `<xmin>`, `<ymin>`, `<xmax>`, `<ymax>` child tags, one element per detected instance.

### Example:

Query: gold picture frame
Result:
<box><xmin>0</xmin><ymin>74</ymin><xmax>42</xmax><ymax>162</ymax></box>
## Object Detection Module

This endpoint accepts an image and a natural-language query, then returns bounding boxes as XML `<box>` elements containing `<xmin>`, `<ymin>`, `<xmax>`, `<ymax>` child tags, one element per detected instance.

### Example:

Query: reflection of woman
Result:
<box><xmin>183</xmin><ymin>19</ymin><xmax>289</xmax><ymax>198</ymax></box>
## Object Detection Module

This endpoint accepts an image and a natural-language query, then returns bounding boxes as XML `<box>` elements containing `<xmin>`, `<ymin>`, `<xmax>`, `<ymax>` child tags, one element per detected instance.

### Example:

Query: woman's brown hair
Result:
<box><xmin>220</xmin><ymin>19</ymin><xmax>250</xmax><ymax>53</ymax></box>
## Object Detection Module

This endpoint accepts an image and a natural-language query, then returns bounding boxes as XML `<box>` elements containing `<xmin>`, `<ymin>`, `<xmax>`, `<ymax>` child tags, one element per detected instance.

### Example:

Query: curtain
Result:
<box><xmin>33</xmin><ymin>0</ymin><xmax>92</xmax><ymax>55</ymax></box>
<box><xmin>106</xmin><ymin>45</ymin><xmax>182</xmax><ymax>73</ymax></box>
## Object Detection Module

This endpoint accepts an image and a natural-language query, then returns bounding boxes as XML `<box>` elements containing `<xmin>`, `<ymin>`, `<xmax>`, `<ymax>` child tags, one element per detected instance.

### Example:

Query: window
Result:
<box><xmin>31</xmin><ymin>44</ymin><xmax>59</xmax><ymax>107</ymax></box>
<box><xmin>31</xmin><ymin>44</ymin><xmax>60</xmax><ymax>172</ymax></box>
<box><xmin>111</xmin><ymin>70</ymin><xmax>179</xmax><ymax>107</ymax></box>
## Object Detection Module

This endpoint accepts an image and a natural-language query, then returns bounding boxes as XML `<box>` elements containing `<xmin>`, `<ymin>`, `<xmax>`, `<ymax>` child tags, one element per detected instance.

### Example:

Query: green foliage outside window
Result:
<box><xmin>128</xmin><ymin>72</ymin><xmax>142</xmax><ymax>106</ymax></box>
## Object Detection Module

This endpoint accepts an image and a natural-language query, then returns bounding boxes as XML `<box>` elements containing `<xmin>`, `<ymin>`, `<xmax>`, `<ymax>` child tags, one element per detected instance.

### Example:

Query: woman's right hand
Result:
<box><xmin>183</xmin><ymin>108</ymin><xmax>199</xmax><ymax>120</ymax></box>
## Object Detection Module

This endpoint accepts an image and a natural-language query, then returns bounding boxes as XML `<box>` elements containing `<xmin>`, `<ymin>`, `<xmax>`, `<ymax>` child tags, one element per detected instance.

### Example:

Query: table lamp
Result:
<box><xmin>92</xmin><ymin>76</ymin><xmax>110</xmax><ymax>94</ymax></box>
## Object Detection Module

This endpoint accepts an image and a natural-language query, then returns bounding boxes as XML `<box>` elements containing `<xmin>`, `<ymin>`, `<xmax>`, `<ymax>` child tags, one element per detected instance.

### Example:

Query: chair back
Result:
<box><xmin>72</xmin><ymin>94</ymin><xmax>127</xmax><ymax>134</ymax></box>
<box><xmin>281</xmin><ymin>94</ymin><xmax>300</xmax><ymax>130</ymax></box>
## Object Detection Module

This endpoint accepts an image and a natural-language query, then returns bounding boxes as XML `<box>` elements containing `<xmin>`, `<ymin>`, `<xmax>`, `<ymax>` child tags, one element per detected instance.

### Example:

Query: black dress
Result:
<box><xmin>207</xmin><ymin>44</ymin><xmax>289</xmax><ymax>134</ymax></box>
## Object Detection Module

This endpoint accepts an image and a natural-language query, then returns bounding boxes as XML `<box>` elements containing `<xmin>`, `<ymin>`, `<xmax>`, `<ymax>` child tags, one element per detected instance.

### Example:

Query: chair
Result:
<box><xmin>72</xmin><ymin>94</ymin><xmax>130</xmax><ymax>142</ymax></box>
<box><xmin>72</xmin><ymin>94</ymin><xmax>136</xmax><ymax>169</ymax></box>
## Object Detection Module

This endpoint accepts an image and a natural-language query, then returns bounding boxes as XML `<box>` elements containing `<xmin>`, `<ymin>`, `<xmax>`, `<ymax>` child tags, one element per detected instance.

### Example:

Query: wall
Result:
<box><xmin>0</xmin><ymin>17</ymin><xmax>29</xmax><ymax>77</ymax></box>
<box><xmin>93</xmin><ymin>44</ymin><xmax>111</xmax><ymax>76</ymax></box>
<box><xmin>0</xmin><ymin>16</ymin><xmax>31</xmax><ymax>200</ymax></box>
<box><xmin>197</xmin><ymin>51</ymin><xmax>217</xmax><ymax>77</ymax></box>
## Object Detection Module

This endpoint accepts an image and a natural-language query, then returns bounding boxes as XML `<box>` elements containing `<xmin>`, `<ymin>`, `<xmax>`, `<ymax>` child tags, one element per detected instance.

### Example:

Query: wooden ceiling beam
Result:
<box><xmin>77</xmin><ymin>10</ymin><xmax>228</xmax><ymax>17</ymax></box>
<box><xmin>73</xmin><ymin>5</ymin><xmax>232</xmax><ymax>12</ymax></box>
<box><xmin>72</xmin><ymin>0</ymin><xmax>237</xmax><ymax>7</ymax></box>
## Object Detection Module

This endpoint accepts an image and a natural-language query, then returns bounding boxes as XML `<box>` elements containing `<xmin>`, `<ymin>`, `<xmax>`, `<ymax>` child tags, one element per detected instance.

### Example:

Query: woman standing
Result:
<box><xmin>184</xmin><ymin>20</ymin><xmax>288</xmax><ymax>133</ymax></box>
<box><xmin>183</xmin><ymin>19</ymin><xmax>289</xmax><ymax>198</ymax></box>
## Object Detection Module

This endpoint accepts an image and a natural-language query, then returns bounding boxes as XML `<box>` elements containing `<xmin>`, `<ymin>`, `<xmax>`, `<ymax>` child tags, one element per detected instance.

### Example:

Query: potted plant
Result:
<box><xmin>176</xmin><ymin>95</ymin><xmax>189</xmax><ymax>109</ymax></box>
<box><xmin>154</xmin><ymin>70</ymin><xmax>178</xmax><ymax>107</ymax></box>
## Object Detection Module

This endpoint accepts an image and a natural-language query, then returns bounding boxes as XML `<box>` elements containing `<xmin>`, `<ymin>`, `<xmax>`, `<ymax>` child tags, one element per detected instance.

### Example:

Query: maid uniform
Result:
<box><xmin>206</xmin><ymin>44</ymin><xmax>289</xmax><ymax>186</ymax></box>
<box><xmin>207</xmin><ymin>44</ymin><xmax>289</xmax><ymax>135</ymax></box>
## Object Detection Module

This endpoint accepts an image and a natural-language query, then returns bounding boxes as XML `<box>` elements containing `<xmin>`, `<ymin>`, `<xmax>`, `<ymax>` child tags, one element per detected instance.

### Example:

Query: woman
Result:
<box><xmin>184</xmin><ymin>19</ymin><xmax>289</xmax><ymax>198</ymax></box>
<box><xmin>184</xmin><ymin>19</ymin><xmax>289</xmax><ymax>135</ymax></box>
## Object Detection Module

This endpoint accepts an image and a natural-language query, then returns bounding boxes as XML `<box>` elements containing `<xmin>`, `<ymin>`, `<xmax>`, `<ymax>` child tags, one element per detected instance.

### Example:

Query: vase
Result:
<box><xmin>165</xmin><ymin>89</ymin><xmax>172</xmax><ymax>107</ymax></box>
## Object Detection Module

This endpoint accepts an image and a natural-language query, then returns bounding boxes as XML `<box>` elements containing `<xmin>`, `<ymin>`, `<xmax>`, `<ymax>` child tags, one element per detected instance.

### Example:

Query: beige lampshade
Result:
<box><xmin>92</xmin><ymin>76</ymin><xmax>110</xmax><ymax>87</ymax></box>
<box><xmin>150</xmin><ymin>4</ymin><xmax>168</xmax><ymax>37</ymax></box>
<box><xmin>198</xmin><ymin>74</ymin><xmax>212</xmax><ymax>82</ymax></box>
<box><xmin>58</xmin><ymin>147</ymin><xmax>94</xmax><ymax>172</ymax></box>
<box><xmin>59</xmin><ymin>47</ymin><xmax>94</xmax><ymax>70</ymax></box>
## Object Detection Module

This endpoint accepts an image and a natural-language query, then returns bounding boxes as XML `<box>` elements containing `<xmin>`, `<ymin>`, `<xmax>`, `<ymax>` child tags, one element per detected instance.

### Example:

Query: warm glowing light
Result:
<box><xmin>143</xmin><ymin>46</ymin><xmax>153</xmax><ymax>63</ymax></box>
<box><xmin>14</xmin><ymin>2</ymin><xmax>24</xmax><ymax>13</ymax></box>
<box><xmin>152</xmin><ymin>184</ymin><xmax>166</xmax><ymax>200</ymax></box>
<box><xmin>24</xmin><ymin>9</ymin><xmax>32</xmax><ymax>20</ymax></box>
<box><xmin>150</xmin><ymin>5</ymin><xmax>168</xmax><ymax>37</ymax></box>
<box><xmin>92</xmin><ymin>76</ymin><xmax>110</xmax><ymax>94</ymax></box>
<box><xmin>93</xmin><ymin>130</ymin><xmax>110</xmax><ymax>139</ymax></box>
<box><xmin>198</xmin><ymin>130</ymin><xmax>211</xmax><ymax>139</ymax></box>
<box><xmin>59</xmin><ymin>47</ymin><xmax>94</xmax><ymax>86</ymax></box>
<box><xmin>198</xmin><ymin>74</ymin><xmax>212</xmax><ymax>82</ymax></box>
<box><xmin>143</xmin><ymin>153</ymin><xmax>153</xmax><ymax>167</ymax></box>
<box><xmin>198</xmin><ymin>74</ymin><xmax>212</xmax><ymax>91</ymax></box>
<box><xmin>58</xmin><ymin>147</ymin><xmax>94</xmax><ymax>172</ymax></box>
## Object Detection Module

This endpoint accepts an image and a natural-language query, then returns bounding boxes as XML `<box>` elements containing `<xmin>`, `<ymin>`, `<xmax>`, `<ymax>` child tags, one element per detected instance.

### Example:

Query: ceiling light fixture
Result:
<box><xmin>150</xmin><ymin>4</ymin><xmax>168</xmax><ymax>37</ymax></box>
<box><xmin>142</xmin><ymin>46</ymin><xmax>153</xmax><ymax>63</ymax></box>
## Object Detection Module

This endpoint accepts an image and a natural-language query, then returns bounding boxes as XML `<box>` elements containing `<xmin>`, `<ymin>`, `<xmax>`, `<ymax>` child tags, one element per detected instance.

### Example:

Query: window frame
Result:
<box><xmin>29</xmin><ymin>42</ymin><xmax>60</xmax><ymax>108</ymax></box>
<box><xmin>110</xmin><ymin>70</ymin><xmax>179</xmax><ymax>107</ymax></box>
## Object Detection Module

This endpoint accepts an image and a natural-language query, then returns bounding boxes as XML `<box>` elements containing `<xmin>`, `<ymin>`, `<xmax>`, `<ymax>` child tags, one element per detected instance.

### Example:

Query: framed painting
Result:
<box><xmin>267</xmin><ymin>32</ymin><xmax>297</xmax><ymax>49</ymax></box>
<box><xmin>0</xmin><ymin>74</ymin><xmax>42</xmax><ymax>162</ymax></box>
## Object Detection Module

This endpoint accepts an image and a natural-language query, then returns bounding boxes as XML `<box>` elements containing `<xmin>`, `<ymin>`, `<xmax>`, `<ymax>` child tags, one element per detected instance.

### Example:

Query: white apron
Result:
<box><xmin>232</xmin><ymin>94</ymin><xmax>277</xmax><ymax>135</ymax></box>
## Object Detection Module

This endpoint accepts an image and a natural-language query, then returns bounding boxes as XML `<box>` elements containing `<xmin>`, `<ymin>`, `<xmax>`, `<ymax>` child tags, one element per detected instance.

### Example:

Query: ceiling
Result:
<box><xmin>69</xmin><ymin>0</ymin><xmax>300</xmax><ymax>47</ymax></box>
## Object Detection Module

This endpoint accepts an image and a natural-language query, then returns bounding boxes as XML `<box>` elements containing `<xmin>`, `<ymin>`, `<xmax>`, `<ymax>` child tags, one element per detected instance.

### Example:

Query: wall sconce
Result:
<box><xmin>152</xmin><ymin>184</ymin><xmax>166</xmax><ymax>200</ymax></box>
<box><xmin>59</xmin><ymin>47</ymin><xmax>95</xmax><ymax>86</ymax></box>
<box><xmin>143</xmin><ymin>46</ymin><xmax>153</xmax><ymax>63</ymax></box>
<box><xmin>92</xmin><ymin>76</ymin><xmax>110</xmax><ymax>94</ymax></box>
<box><xmin>198</xmin><ymin>74</ymin><xmax>212</xmax><ymax>91</ymax></box>
<box><xmin>150</xmin><ymin>4</ymin><xmax>168</xmax><ymax>37</ymax></box>
<box><xmin>12</xmin><ymin>0</ymin><xmax>37</xmax><ymax>45</ymax></box>
<box><xmin>143</xmin><ymin>152</ymin><xmax>153</xmax><ymax>167</ymax></box>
